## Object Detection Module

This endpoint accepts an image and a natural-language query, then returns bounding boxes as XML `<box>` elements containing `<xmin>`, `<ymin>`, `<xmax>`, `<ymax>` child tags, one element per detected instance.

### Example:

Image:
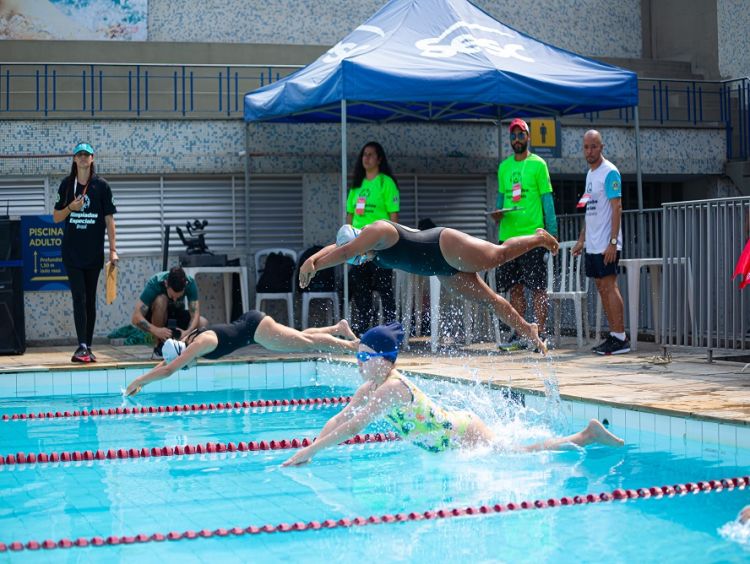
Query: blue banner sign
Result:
<box><xmin>21</xmin><ymin>215</ymin><xmax>69</xmax><ymax>291</ymax></box>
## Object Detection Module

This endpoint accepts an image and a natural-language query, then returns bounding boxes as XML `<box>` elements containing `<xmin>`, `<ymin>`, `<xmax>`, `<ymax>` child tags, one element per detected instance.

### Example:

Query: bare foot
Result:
<box><xmin>536</xmin><ymin>228</ymin><xmax>559</xmax><ymax>255</ymax></box>
<box><xmin>579</xmin><ymin>419</ymin><xmax>624</xmax><ymax>447</ymax></box>
<box><xmin>335</xmin><ymin>319</ymin><xmax>358</xmax><ymax>341</ymax></box>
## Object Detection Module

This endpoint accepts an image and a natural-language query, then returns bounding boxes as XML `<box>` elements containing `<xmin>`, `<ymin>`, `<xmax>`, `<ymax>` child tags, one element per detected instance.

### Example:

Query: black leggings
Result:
<box><xmin>348</xmin><ymin>262</ymin><xmax>396</xmax><ymax>335</ymax></box>
<box><xmin>66</xmin><ymin>266</ymin><xmax>100</xmax><ymax>346</ymax></box>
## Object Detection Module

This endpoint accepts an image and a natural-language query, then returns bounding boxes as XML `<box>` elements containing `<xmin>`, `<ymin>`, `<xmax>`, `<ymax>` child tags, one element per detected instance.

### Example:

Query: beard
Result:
<box><xmin>512</xmin><ymin>141</ymin><xmax>528</xmax><ymax>154</ymax></box>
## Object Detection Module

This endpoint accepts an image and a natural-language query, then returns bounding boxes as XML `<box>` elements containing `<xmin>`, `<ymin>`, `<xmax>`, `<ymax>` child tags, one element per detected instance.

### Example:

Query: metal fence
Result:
<box><xmin>557</xmin><ymin>208</ymin><xmax>662</xmax><ymax>337</ymax></box>
<box><xmin>661</xmin><ymin>196</ymin><xmax>750</xmax><ymax>353</ymax></box>
<box><xmin>1</xmin><ymin>62</ymin><xmax>748</xmax><ymax>159</ymax></box>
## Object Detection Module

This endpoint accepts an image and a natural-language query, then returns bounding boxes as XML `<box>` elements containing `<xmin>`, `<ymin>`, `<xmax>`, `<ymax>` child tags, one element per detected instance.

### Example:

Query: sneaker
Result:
<box><xmin>498</xmin><ymin>333</ymin><xmax>525</xmax><ymax>351</ymax></box>
<box><xmin>593</xmin><ymin>335</ymin><xmax>631</xmax><ymax>355</ymax></box>
<box><xmin>88</xmin><ymin>349</ymin><xmax>97</xmax><ymax>362</ymax></box>
<box><xmin>152</xmin><ymin>343</ymin><xmax>164</xmax><ymax>360</ymax></box>
<box><xmin>71</xmin><ymin>345</ymin><xmax>91</xmax><ymax>363</ymax></box>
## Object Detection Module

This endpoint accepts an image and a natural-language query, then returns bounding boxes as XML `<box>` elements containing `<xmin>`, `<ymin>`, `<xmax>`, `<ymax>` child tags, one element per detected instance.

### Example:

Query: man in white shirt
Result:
<box><xmin>572</xmin><ymin>130</ymin><xmax>629</xmax><ymax>355</ymax></box>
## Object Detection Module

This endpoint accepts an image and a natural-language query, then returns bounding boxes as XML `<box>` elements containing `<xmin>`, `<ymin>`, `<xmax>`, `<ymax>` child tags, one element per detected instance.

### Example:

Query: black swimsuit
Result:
<box><xmin>188</xmin><ymin>310</ymin><xmax>266</xmax><ymax>360</ymax></box>
<box><xmin>374</xmin><ymin>222</ymin><xmax>459</xmax><ymax>277</ymax></box>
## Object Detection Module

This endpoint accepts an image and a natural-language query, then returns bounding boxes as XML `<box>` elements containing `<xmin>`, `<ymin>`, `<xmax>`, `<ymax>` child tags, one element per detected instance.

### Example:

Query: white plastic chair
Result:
<box><xmin>547</xmin><ymin>241</ymin><xmax>589</xmax><ymax>348</ymax></box>
<box><xmin>301</xmin><ymin>291</ymin><xmax>340</xmax><ymax>329</ymax></box>
<box><xmin>254</xmin><ymin>248</ymin><xmax>297</xmax><ymax>326</ymax></box>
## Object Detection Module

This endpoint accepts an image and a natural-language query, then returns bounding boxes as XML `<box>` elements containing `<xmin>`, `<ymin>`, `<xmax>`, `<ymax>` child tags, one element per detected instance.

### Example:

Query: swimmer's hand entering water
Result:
<box><xmin>299</xmin><ymin>259</ymin><xmax>316</xmax><ymax>289</ymax></box>
<box><xmin>125</xmin><ymin>380</ymin><xmax>143</xmax><ymax>397</ymax></box>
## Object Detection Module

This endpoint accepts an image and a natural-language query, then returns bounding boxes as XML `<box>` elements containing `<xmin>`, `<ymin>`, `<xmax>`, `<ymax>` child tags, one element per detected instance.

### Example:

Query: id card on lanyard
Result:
<box><xmin>576</xmin><ymin>192</ymin><xmax>592</xmax><ymax>209</ymax></box>
<box><xmin>355</xmin><ymin>196</ymin><xmax>366</xmax><ymax>215</ymax></box>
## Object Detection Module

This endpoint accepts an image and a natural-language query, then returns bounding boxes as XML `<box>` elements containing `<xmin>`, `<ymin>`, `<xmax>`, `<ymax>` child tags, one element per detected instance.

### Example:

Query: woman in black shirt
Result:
<box><xmin>52</xmin><ymin>143</ymin><xmax>118</xmax><ymax>363</ymax></box>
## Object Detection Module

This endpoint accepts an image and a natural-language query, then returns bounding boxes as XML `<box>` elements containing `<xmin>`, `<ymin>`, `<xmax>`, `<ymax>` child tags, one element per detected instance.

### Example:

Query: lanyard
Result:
<box><xmin>73</xmin><ymin>177</ymin><xmax>90</xmax><ymax>200</ymax></box>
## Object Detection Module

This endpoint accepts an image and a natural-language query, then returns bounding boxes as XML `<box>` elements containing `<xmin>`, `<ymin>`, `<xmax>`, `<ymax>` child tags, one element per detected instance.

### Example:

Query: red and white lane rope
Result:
<box><xmin>1</xmin><ymin>476</ymin><xmax>746</xmax><ymax>553</ymax></box>
<box><xmin>1</xmin><ymin>396</ymin><xmax>352</xmax><ymax>422</ymax></box>
<box><xmin>0</xmin><ymin>432</ymin><xmax>401</xmax><ymax>466</ymax></box>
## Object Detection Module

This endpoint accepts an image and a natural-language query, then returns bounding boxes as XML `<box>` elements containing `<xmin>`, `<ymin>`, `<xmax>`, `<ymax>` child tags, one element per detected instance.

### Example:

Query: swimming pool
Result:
<box><xmin>1</xmin><ymin>360</ymin><xmax>748</xmax><ymax>562</ymax></box>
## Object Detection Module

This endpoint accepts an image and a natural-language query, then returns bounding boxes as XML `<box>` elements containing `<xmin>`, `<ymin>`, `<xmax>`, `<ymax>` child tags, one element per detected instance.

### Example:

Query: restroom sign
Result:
<box><xmin>529</xmin><ymin>118</ymin><xmax>561</xmax><ymax>158</ymax></box>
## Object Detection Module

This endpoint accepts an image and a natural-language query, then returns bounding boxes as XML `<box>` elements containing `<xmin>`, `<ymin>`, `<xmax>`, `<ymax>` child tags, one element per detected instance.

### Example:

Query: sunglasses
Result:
<box><xmin>356</xmin><ymin>350</ymin><xmax>396</xmax><ymax>363</ymax></box>
<box><xmin>510</xmin><ymin>132</ymin><xmax>528</xmax><ymax>141</ymax></box>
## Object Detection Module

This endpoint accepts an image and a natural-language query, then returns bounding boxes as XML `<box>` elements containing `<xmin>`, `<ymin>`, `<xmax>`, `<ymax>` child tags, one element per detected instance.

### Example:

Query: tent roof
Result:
<box><xmin>244</xmin><ymin>0</ymin><xmax>638</xmax><ymax>123</ymax></box>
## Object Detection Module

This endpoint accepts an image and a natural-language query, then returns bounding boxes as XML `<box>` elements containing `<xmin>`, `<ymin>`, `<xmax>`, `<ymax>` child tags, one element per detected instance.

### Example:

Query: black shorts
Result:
<box><xmin>585</xmin><ymin>252</ymin><xmax>621</xmax><ymax>278</ymax></box>
<box><xmin>146</xmin><ymin>302</ymin><xmax>191</xmax><ymax>329</ymax></box>
<box><xmin>495</xmin><ymin>246</ymin><xmax>548</xmax><ymax>292</ymax></box>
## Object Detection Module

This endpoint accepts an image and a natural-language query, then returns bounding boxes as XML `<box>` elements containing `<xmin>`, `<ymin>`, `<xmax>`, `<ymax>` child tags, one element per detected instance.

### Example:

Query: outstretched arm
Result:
<box><xmin>299</xmin><ymin>225</ymin><xmax>388</xmax><ymax>288</ymax></box>
<box><xmin>124</xmin><ymin>335</ymin><xmax>214</xmax><ymax>396</ymax></box>
<box><xmin>283</xmin><ymin>381</ymin><xmax>398</xmax><ymax>466</ymax></box>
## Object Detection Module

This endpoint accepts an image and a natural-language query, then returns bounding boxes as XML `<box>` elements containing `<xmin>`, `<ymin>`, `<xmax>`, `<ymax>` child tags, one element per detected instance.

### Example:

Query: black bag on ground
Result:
<box><xmin>298</xmin><ymin>246</ymin><xmax>335</xmax><ymax>292</ymax></box>
<box><xmin>256</xmin><ymin>252</ymin><xmax>296</xmax><ymax>292</ymax></box>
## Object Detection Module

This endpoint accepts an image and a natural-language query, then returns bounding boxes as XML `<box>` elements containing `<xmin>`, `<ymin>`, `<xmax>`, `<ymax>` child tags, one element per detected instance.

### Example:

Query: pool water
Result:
<box><xmin>1</xmin><ymin>366</ymin><xmax>749</xmax><ymax>562</ymax></box>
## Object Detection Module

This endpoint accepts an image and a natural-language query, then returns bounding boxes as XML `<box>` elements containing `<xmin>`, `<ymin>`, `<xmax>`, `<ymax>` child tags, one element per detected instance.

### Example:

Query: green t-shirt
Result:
<box><xmin>497</xmin><ymin>153</ymin><xmax>552</xmax><ymax>241</ymax></box>
<box><xmin>346</xmin><ymin>173</ymin><xmax>400</xmax><ymax>229</ymax></box>
<box><xmin>139</xmin><ymin>271</ymin><xmax>199</xmax><ymax>308</ymax></box>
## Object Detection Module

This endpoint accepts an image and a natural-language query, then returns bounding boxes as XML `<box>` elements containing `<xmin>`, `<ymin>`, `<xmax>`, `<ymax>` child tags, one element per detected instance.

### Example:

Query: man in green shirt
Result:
<box><xmin>490</xmin><ymin>119</ymin><xmax>558</xmax><ymax>349</ymax></box>
<box><xmin>131</xmin><ymin>266</ymin><xmax>207</xmax><ymax>358</ymax></box>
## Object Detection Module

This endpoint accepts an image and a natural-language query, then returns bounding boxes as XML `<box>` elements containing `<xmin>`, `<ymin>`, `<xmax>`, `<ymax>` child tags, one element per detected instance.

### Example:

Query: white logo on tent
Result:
<box><xmin>415</xmin><ymin>21</ymin><xmax>534</xmax><ymax>62</ymax></box>
<box><xmin>323</xmin><ymin>25</ymin><xmax>386</xmax><ymax>64</ymax></box>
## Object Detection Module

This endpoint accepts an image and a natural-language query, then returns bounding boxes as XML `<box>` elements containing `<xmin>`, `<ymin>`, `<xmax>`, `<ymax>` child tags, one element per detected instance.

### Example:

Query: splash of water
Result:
<box><xmin>718</xmin><ymin>518</ymin><xmax>750</xmax><ymax>545</ymax></box>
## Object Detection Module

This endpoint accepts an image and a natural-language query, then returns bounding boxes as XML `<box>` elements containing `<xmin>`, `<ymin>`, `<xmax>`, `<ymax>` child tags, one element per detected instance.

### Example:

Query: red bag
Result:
<box><xmin>732</xmin><ymin>239</ymin><xmax>750</xmax><ymax>289</ymax></box>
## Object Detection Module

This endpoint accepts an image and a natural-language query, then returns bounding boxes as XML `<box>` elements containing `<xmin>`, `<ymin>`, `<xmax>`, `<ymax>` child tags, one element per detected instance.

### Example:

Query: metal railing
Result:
<box><xmin>0</xmin><ymin>62</ymin><xmax>302</xmax><ymax>118</ymax></box>
<box><xmin>661</xmin><ymin>196</ymin><xmax>750</xmax><ymax>354</ymax></box>
<box><xmin>557</xmin><ymin>208</ymin><xmax>662</xmax><ymax>337</ymax></box>
<box><xmin>0</xmin><ymin>62</ymin><xmax>748</xmax><ymax>158</ymax></box>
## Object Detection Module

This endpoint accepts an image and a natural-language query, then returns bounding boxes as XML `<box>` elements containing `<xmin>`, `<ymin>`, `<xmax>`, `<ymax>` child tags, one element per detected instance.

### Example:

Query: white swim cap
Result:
<box><xmin>336</xmin><ymin>225</ymin><xmax>366</xmax><ymax>265</ymax></box>
<box><xmin>162</xmin><ymin>338</ymin><xmax>186</xmax><ymax>364</ymax></box>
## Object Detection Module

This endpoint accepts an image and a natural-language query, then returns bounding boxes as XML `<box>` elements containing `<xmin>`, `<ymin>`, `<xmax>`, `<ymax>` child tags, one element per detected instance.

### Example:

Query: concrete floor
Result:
<box><xmin>1</xmin><ymin>336</ymin><xmax>748</xmax><ymax>425</ymax></box>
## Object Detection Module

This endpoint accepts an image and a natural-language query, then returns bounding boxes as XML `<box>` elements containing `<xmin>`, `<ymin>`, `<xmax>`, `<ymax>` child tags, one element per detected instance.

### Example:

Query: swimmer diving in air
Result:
<box><xmin>299</xmin><ymin>221</ymin><xmax>559</xmax><ymax>353</ymax></box>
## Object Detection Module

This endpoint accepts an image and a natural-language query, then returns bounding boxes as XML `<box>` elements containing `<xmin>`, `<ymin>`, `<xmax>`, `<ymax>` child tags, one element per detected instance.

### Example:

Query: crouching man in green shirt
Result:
<box><xmin>132</xmin><ymin>266</ymin><xmax>208</xmax><ymax>358</ymax></box>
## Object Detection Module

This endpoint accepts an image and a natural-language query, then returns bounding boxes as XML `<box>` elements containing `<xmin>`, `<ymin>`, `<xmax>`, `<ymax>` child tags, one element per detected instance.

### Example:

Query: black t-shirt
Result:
<box><xmin>54</xmin><ymin>174</ymin><xmax>117</xmax><ymax>270</ymax></box>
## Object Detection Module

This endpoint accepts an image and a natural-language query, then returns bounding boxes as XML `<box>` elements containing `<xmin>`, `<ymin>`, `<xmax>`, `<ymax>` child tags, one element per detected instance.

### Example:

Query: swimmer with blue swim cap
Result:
<box><xmin>283</xmin><ymin>323</ymin><xmax>623</xmax><ymax>466</ymax></box>
<box><xmin>300</xmin><ymin>220</ymin><xmax>560</xmax><ymax>354</ymax></box>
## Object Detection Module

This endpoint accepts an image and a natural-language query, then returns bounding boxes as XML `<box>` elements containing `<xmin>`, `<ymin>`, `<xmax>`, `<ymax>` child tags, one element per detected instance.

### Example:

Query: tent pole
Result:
<box><xmin>634</xmin><ymin>105</ymin><xmax>645</xmax><ymax>257</ymax></box>
<box><xmin>341</xmin><ymin>99</ymin><xmax>350</xmax><ymax>320</ymax></box>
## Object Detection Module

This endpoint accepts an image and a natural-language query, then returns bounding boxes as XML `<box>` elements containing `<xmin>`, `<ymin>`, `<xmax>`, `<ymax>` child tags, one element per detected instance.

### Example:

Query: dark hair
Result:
<box><xmin>166</xmin><ymin>266</ymin><xmax>188</xmax><ymax>293</ymax></box>
<box><xmin>351</xmin><ymin>142</ymin><xmax>398</xmax><ymax>189</ymax></box>
<box><xmin>67</xmin><ymin>160</ymin><xmax>96</xmax><ymax>184</ymax></box>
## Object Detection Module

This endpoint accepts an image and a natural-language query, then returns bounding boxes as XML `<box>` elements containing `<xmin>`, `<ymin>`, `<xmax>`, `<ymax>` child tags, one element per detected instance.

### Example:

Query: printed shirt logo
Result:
<box><xmin>415</xmin><ymin>21</ymin><xmax>534</xmax><ymax>61</ymax></box>
<box><xmin>612</xmin><ymin>180</ymin><xmax>621</xmax><ymax>192</ymax></box>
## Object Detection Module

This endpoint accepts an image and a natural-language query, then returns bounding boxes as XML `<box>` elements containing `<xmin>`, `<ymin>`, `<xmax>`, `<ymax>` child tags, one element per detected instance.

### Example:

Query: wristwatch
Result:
<box><xmin>609</xmin><ymin>237</ymin><xmax>618</xmax><ymax>246</ymax></box>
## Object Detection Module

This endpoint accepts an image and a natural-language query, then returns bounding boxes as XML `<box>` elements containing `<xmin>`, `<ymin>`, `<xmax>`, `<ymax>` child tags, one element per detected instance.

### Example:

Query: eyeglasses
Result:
<box><xmin>356</xmin><ymin>350</ymin><xmax>396</xmax><ymax>363</ymax></box>
<box><xmin>510</xmin><ymin>132</ymin><xmax>528</xmax><ymax>141</ymax></box>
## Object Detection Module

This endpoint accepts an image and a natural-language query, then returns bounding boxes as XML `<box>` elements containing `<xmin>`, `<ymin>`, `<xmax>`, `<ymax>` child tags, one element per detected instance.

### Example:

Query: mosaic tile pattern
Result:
<box><xmin>148</xmin><ymin>0</ymin><xmax>640</xmax><ymax>58</ymax></box>
<box><xmin>717</xmin><ymin>0</ymin><xmax>750</xmax><ymax>79</ymax></box>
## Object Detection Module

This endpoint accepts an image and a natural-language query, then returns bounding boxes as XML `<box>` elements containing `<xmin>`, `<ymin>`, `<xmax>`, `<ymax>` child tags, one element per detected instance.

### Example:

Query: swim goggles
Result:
<box><xmin>355</xmin><ymin>350</ymin><xmax>397</xmax><ymax>363</ymax></box>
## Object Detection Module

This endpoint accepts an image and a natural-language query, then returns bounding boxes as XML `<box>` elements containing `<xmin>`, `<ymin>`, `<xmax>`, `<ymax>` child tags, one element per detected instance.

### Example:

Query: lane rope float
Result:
<box><xmin>1</xmin><ymin>476</ymin><xmax>746</xmax><ymax>552</ymax></box>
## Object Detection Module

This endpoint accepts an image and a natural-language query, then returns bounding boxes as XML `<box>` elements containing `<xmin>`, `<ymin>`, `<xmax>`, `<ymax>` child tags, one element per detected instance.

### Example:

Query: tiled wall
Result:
<box><xmin>717</xmin><ymin>0</ymin><xmax>750</xmax><ymax>79</ymax></box>
<box><xmin>148</xmin><ymin>0</ymin><xmax>641</xmax><ymax>59</ymax></box>
<box><xmin>3</xmin><ymin>119</ymin><xmax>729</xmax><ymax>341</ymax></box>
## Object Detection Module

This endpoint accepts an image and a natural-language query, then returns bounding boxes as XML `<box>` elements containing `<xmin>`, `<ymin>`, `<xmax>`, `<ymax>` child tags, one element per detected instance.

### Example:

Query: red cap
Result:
<box><xmin>509</xmin><ymin>118</ymin><xmax>529</xmax><ymax>132</ymax></box>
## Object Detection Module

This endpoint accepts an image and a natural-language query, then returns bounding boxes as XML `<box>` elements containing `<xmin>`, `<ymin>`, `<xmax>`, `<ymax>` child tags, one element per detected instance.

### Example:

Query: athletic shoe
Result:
<box><xmin>593</xmin><ymin>335</ymin><xmax>631</xmax><ymax>355</ymax></box>
<box><xmin>152</xmin><ymin>343</ymin><xmax>164</xmax><ymax>360</ymax></box>
<box><xmin>498</xmin><ymin>333</ymin><xmax>525</xmax><ymax>351</ymax></box>
<box><xmin>71</xmin><ymin>345</ymin><xmax>91</xmax><ymax>363</ymax></box>
<box><xmin>88</xmin><ymin>349</ymin><xmax>97</xmax><ymax>362</ymax></box>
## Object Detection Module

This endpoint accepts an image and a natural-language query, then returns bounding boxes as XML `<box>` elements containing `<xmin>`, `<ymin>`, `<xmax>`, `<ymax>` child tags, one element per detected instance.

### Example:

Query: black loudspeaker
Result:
<box><xmin>0</xmin><ymin>267</ymin><xmax>25</xmax><ymax>354</ymax></box>
<box><xmin>0</xmin><ymin>218</ymin><xmax>25</xmax><ymax>355</ymax></box>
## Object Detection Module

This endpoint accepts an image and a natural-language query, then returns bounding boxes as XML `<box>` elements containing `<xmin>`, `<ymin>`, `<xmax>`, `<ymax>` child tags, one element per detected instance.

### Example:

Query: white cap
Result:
<box><xmin>162</xmin><ymin>338</ymin><xmax>186</xmax><ymax>364</ymax></box>
<box><xmin>336</xmin><ymin>224</ymin><xmax>366</xmax><ymax>265</ymax></box>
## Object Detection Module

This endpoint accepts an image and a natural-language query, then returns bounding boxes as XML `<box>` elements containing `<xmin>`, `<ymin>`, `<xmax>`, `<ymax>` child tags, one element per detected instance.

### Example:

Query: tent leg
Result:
<box><xmin>634</xmin><ymin>106</ymin><xmax>645</xmax><ymax>257</ymax></box>
<box><xmin>341</xmin><ymin>99</ymin><xmax>350</xmax><ymax>321</ymax></box>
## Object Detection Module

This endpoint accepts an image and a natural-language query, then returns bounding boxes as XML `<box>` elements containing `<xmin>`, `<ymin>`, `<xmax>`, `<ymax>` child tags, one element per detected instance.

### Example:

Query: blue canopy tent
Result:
<box><xmin>244</xmin><ymin>0</ymin><xmax>642</xmax><ymax>319</ymax></box>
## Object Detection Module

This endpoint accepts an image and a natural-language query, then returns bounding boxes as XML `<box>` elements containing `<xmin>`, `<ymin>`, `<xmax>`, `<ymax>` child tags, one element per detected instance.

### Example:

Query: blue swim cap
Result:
<box><xmin>360</xmin><ymin>322</ymin><xmax>405</xmax><ymax>361</ymax></box>
<box><xmin>336</xmin><ymin>224</ymin><xmax>366</xmax><ymax>265</ymax></box>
